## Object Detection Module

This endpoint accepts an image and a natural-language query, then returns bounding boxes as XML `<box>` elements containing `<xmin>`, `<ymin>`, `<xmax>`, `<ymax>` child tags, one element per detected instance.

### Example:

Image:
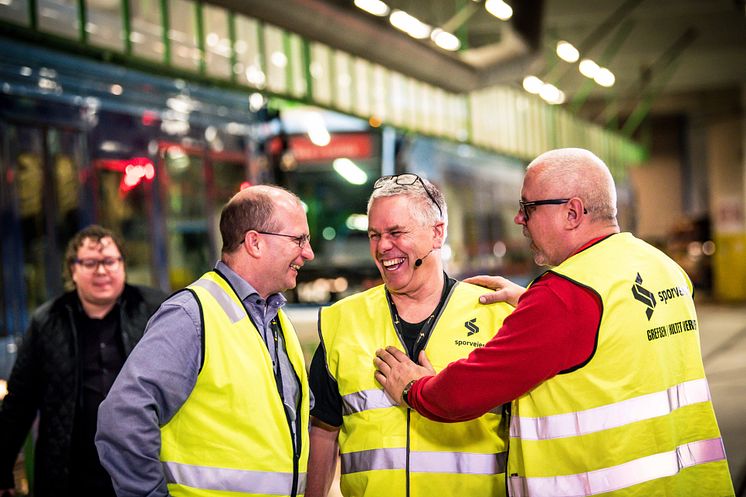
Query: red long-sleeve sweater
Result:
<box><xmin>407</xmin><ymin>271</ymin><xmax>602</xmax><ymax>422</ymax></box>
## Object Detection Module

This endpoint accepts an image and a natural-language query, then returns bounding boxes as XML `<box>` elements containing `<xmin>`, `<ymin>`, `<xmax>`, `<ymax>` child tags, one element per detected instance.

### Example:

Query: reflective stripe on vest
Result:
<box><xmin>508</xmin><ymin>437</ymin><xmax>726</xmax><ymax>497</ymax></box>
<box><xmin>510</xmin><ymin>378</ymin><xmax>711</xmax><ymax>440</ymax></box>
<box><xmin>191</xmin><ymin>278</ymin><xmax>244</xmax><ymax>323</ymax></box>
<box><xmin>342</xmin><ymin>388</ymin><xmax>397</xmax><ymax>415</ymax></box>
<box><xmin>341</xmin><ymin>447</ymin><xmax>507</xmax><ymax>475</ymax></box>
<box><xmin>163</xmin><ymin>461</ymin><xmax>307</xmax><ymax>495</ymax></box>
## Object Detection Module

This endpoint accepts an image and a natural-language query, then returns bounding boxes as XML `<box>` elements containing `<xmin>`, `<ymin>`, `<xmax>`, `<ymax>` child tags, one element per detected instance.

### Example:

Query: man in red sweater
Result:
<box><xmin>375</xmin><ymin>148</ymin><xmax>734</xmax><ymax>496</ymax></box>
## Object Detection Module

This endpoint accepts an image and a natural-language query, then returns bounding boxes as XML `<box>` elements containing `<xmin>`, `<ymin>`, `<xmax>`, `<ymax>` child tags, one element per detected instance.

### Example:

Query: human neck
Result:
<box><xmin>389</xmin><ymin>272</ymin><xmax>444</xmax><ymax>323</ymax></box>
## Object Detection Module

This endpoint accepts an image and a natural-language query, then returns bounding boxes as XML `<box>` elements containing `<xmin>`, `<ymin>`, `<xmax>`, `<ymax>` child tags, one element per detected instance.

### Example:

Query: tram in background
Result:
<box><xmin>0</xmin><ymin>38</ymin><xmax>535</xmax><ymax>378</ymax></box>
<box><xmin>275</xmin><ymin>107</ymin><xmax>534</xmax><ymax>306</ymax></box>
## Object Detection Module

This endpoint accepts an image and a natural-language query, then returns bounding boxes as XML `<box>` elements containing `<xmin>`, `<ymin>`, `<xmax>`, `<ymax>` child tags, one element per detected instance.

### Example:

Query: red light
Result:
<box><xmin>240</xmin><ymin>181</ymin><xmax>252</xmax><ymax>190</ymax></box>
<box><xmin>141</xmin><ymin>111</ymin><xmax>157</xmax><ymax>126</ymax></box>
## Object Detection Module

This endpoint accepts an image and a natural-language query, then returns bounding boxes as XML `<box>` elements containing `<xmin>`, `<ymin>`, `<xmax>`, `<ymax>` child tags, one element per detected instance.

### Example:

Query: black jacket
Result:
<box><xmin>0</xmin><ymin>284</ymin><xmax>165</xmax><ymax>495</ymax></box>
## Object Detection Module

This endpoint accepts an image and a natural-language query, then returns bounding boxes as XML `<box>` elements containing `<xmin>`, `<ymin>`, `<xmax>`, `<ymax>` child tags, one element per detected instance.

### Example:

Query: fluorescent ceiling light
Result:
<box><xmin>539</xmin><ymin>83</ymin><xmax>565</xmax><ymax>105</ymax></box>
<box><xmin>333</xmin><ymin>158</ymin><xmax>368</xmax><ymax>185</ymax></box>
<box><xmin>594</xmin><ymin>67</ymin><xmax>615</xmax><ymax>87</ymax></box>
<box><xmin>522</xmin><ymin>75</ymin><xmax>543</xmax><ymax>94</ymax></box>
<box><xmin>354</xmin><ymin>0</ymin><xmax>390</xmax><ymax>17</ymax></box>
<box><xmin>389</xmin><ymin>9</ymin><xmax>431</xmax><ymax>39</ymax></box>
<box><xmin>579</xmin><ymin>59</ymin><xmax>600</xmax><ymax>78</ymax></box>
<box><xmin>485</xmin><ymin>0</ymin><xmax>513</xmax><ymax>21</ymax></box>
<box><xmin>431</xmin><ymin>28</ymin><xmax>461</xmax><ymax>51</ymax></box>
<box><xmin>346</xmin><ymin>213</ymin><xmax>369</xmax><ymax>231</ymax></box>
<box><xmin>556</xmin><ymin>40</ymin><xmax>579</xmax><ymax>63</ymax></box>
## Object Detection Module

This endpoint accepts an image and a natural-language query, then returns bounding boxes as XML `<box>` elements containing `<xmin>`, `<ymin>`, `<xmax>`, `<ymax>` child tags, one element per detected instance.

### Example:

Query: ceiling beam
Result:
<box><xmin>619</xmin><ymin>27</ymin><xmax>698</xmax><ymax>136</ymax></box>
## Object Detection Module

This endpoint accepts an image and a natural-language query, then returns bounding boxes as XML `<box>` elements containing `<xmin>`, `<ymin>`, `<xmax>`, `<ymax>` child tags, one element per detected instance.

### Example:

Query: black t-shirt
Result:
<box><xmin>309</xmin><ymin>274</ymin><xmax>456</xmax><ymax>427</ymax></box>
<box><xmin>69</xmin><ymin>301</ymin><xmax>125</xmax><ymax>495</ymax></box>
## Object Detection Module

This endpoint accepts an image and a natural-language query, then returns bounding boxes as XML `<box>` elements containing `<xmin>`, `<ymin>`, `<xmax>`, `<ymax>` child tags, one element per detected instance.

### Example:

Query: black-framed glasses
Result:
<box><xmin>518</xmin><ymin>198</ymin><xmax>570</xmax><ymax>221</ymax></box>
<box><xmin>373</xmin><ymin>173</ymin><xmax>443</xmax><ymax>218</ymax></box>
<box><xmin>74</xmin><ymin>256</ymin><xmax>123</xmax><ymax>272</ymax></box>
<box><xmin>255</xmin><ymin>230</ymin><xmax>311</xmax><ymax>248</ymax></box>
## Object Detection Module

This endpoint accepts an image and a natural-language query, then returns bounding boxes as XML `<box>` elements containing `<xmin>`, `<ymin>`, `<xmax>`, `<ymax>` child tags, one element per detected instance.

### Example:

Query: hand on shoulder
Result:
<box><xmin>463</xmin><ymin>275</ymin><xmax>526</xmax><ymax>307</ymax></box>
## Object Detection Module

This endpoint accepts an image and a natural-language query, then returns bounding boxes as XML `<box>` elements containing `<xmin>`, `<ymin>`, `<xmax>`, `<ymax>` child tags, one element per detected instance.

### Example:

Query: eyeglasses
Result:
<box><xmin>255</xmin><ymin>230</ymin><xmax>311</xmax><ymax>248</ymax></box>
<box><xmin>74</xmin><ymin>257</ymin><xmax>123</xmax><ymax>272</ymax></box>
<box><xmin>373</xmin><ymin>173</ymin><xmax>443</xmax><ymax>218</ymax></box>
<box><xmin>518</xmin><ymin>198</ymin><xmax>570</xmax><ymax>221</ymax></box>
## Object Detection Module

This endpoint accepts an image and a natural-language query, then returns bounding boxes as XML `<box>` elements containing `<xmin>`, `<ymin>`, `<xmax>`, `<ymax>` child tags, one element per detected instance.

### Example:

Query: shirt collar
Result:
<box><xmin>215</xmin><ymin>260</ymin><xmax>287</xmax><ymax>309</ymax></box>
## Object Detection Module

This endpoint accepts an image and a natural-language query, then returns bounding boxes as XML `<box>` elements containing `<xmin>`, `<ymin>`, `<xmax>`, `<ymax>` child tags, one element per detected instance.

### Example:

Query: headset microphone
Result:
<box><xmin>414</xmin><ymin>250</ymin><xmax>433</xmax><ymax>268</ymax></box>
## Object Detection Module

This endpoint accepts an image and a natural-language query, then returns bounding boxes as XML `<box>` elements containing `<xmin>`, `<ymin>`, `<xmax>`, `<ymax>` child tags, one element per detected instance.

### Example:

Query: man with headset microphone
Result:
<box><xmin>305</xmin><ymin>173</ymin><xmax>514</xmax><ymax>497</ymax></box>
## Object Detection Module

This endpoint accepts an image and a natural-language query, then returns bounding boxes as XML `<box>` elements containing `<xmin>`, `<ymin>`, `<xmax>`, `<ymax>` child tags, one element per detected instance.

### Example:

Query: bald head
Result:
<box><xmin>220</xmin><ymin>185</ymin><xmax>302</xmax><ymax>254</ymax></box>
<box><xmin>527</xmin><ymin>148</ymin><xmax>617</xmax><ymax>222</ymax></box>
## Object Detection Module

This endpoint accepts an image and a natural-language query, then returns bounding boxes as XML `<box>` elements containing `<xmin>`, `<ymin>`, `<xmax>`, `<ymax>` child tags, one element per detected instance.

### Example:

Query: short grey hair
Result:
<box><xmin>367</xmin><ymin>175</ymin><xmax>448</xmax><ymax>230</ymax></box>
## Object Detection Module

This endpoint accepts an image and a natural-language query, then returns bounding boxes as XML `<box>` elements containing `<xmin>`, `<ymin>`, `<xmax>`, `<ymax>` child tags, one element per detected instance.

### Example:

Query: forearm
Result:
<box><xmin>306</xmin><ymin>420</ymin><xmax>341</xmax><ymax>497</ymax></box>
<box><xmin>96</xmin><ymin>296</ymin><xmax>201</xmax><ymax>496</ymax></box>
<box><xmin>407</xmin><ymin>345</ymin><xmax>537</xmax><ymax>422</ymax></box>
<box><xmin>408</xmin><ymin>277</ymin><xmax>601</xmax><ymax>421</ymax></box>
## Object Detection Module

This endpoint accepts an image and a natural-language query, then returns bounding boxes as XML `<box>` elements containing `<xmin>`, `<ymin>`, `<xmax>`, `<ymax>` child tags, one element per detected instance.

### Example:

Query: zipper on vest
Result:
<box><xmin>504</xmin><ymin>404</ymin><xmax>513</xmax><ymax>497</ymax></box>
<box><xmin>270</xmin><ymin>320</ymin><xmax>302</xmax><ymax>497</ymax></box>
<box><xmin>405</xmin><ymin>408</ymin><xmax>411</xmax><ymax>497</ymax></box>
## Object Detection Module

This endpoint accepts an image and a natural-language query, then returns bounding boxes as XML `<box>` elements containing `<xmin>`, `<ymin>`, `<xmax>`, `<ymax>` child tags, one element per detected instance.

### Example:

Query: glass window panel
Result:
<box><xmin>0</xmin><ymin>0</ymin><xmax>29</xmax><ymax>25</ymax></box>
<box><xmin>420</xmin><ymin>84</ymin><xmax>432</xmax><ymax>134</ymax></box>
<box><xmin>169</xmin><ymin>0</ymin><xmax>199</xmax><ymax>71</ymax></box>
<box><xmin>353</xmin><ymin>57</ymin><xmax>370</xmax><ymax>118</ymax></box>
<box><xmin>9</xmin><ymin>126</ymin><xmax>49</xmax><ymax>311</ymax></box>
<box><xmin>389</xmin><ymin>72</ymin><xmax>405</xmax><ymax>127</ymax></box>
<box><xmin>49</xmin><ymin>129</ymin><xmax>83</xmax><ymax>257</ymax></box>
<box><xmin>87</xmin><ymin>0</ymin><xmax>124</xmax><ymax>51</ymax></box>
<box><xmin>264</xmin><ymin>24</ymin><xmax>287</xmax><ymax>93</ymax></box>
<box><xmin>234</xmin><ymin>15</ymin><xmax>264</xmax><ymax>88</ymax></box>
<box><xmin>38</xmin><ymin>0</ymin><xmax>79</xmax><ymax>39</ymax></box>
<box><xmin>162</xmin><ymin>145</ymin><xmax>210</xmax><ymax>290</ymax></box>
<box><xmin>433</xmin><ymin>88</ymin><xmax>446</xmax><ymax>137</ymax></box>
<box><xmin>204</xmin><ymin>4</ymin><xmax>231</xmax><ymax>79</ymax></box>
<box><xmin>212</xmin><ymin>160</ymin><xmax>247</xmax><ymax>208</ymax></box>
<box><xmin>94</xmin><ymin>157</ymin><xmax>155</xmax><ymax>287</ymax></box>
<box><xmin>288</xmin><ymin>33</ymin><xmax>306</xmax><ymax>98</ymax></box>
<box><xmin>310</xmin><ymin>42</ymin><xmax>331</xmax><ymax>105</ymax></box>
<box><xmin>371</xmin><ymin>64</ymin><xmax>387</xmax><ymax>123</ymax></box>
<box><xmin>333</xmin><ymin>51</ymin><xmax>352</xmax><ymax>112</ymax></box>
<box><xmin>405</xmin><ymin>78</ymin><xmax>417</xmax><ymax>130</ymax></box>
<box><xmin>130</xmin><ymin>0</ymin><xmax>164</xmax><ymax>62</ymax></box>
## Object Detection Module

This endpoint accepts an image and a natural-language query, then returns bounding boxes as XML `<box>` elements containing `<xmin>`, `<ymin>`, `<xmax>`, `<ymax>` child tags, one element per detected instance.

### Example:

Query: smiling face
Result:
<box><xmin>367</xmin><ymin>194</ymin><xmax>442</xmax><ymax>295</ymax></box>
<box><xmin>256</xmin><ymin>196</ymin><xmax>315</xmax><ymax>297</ymax></box>
<box><xmin>71</xmin><ymin>236</ymin><xmax>126</xmax><ymax>313</ymax></box>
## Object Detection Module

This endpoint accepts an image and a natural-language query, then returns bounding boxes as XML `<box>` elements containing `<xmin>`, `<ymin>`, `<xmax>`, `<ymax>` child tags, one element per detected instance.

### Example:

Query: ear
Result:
<box><xmin>565</xmin><ymin>197</ymin><xmax>585</xmax><ymax>229</ymax></box>
<box><xmin>243</xmin><ymin>230</ymin><xmax>263</xmax><ymax>257</ymax></box>
<box><xmin>432</xmin><ymin>221</ymin><xmax>446</xmax><ymax>248</ymax></box>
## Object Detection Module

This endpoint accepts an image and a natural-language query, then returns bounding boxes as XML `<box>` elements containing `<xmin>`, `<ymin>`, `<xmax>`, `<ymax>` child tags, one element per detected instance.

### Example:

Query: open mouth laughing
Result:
<box><xmin>381</xmin><ymin>257</ymin><xmax>405</xmax><ymax>270</ymax></box>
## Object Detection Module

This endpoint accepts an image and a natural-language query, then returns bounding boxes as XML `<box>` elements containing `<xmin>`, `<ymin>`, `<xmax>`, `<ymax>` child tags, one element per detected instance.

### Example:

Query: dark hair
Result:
<box><xmin>64</xmin><ymin>225</ymin><xmax>126</xmax><ymax>287</ymax></box>
<box><xmin>220</xmin><ymin>190</ymin><xmax>281</xmax><ymax>253</ymax></box>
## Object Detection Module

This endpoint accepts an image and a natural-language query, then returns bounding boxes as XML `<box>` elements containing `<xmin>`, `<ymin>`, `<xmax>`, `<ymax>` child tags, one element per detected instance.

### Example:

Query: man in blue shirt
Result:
<box><xmin>96</xmin><ymin>185</ymin><xmax>315</xmax><ymax>497</ymax></box>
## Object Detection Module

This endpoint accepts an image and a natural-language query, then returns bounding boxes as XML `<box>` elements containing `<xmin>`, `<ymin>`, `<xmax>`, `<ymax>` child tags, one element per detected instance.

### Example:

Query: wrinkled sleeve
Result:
<box><xmin>95</xmin><ymin>291</ymin><xmax>202</xmax><ymax>497</ymax></box>
<box><xmin>408</xmin><ymin>275</ymin><xmax>601</xmax><ymax>422</ymax></box>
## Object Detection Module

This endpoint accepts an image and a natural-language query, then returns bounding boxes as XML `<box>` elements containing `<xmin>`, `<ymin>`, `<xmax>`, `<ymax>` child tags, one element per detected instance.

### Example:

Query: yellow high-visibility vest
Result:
<box><xmin>161</xmin><ymin>270</ymin><xmax>310</xmax><ymax>497</ymax></box>
<box><xmin>321</xmin><ymin>281</ymin><xmax>513</xmax><ymax>497</ymax></box>
<box><xmin>508</xmin><ymin>233</ymin><xmax>734</xmax><ymax>497</ymax></box>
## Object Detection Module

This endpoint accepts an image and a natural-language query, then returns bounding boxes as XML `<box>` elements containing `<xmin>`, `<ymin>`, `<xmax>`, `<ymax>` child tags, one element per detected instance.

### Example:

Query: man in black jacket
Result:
<box><xmin>0</xmin><ymin>225</ymin><xmax>166</xmax><ymax>496</ymax></box>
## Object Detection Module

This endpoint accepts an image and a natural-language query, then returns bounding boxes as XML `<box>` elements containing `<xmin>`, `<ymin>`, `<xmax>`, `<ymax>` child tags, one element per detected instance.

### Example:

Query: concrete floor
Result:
<box><xmin>697</xmin><ymin>302</ymin><xmax>746</xmax><ymax>495</ymax></box>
